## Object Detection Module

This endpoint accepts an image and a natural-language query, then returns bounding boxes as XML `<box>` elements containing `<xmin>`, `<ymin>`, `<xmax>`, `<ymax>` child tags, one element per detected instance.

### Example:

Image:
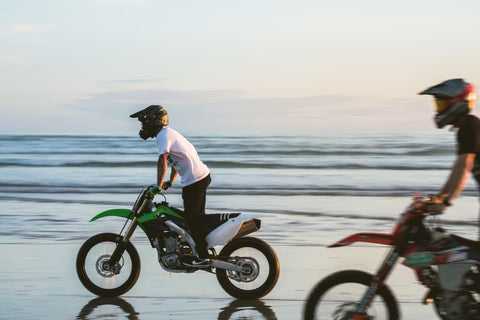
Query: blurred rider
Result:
<box><xmin>130</xmin><ymin>105</ymin><xmax>211</xmax><ymax>265</ymax></box>
<box><xmin>419</xmin><ymin>78</ymin><xmax>480</xmax><ymax>218</ymax></box>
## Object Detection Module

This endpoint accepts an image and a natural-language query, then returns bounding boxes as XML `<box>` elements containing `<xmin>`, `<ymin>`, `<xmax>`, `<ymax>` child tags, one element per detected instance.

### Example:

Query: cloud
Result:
<box><xmin>58</xmin><ymin>88</ymin><xmax>377</xmax><ymax>134</ymax></box>
<box><xmin>0</xmin><ymin>53</ymin><xmax>28</xmax><ymax>65</ymax></box>
<box><xmin>97</xmin><ymin>78</ymin><xmax>168</xmax><ymax>85</ymax></box>
<box><xmin>70</xmin><ymin>88</ymin><xmax>252</xmax><ymax>110</ymax></box>
<box><xmin>92</xmin><ymin>0</ymin><xmax>151</xmax><ymax>4</ymax></box>
<box><xmin>67</xmin><ymin>88</ymin><xmax>351</xmax><ymax>115</ymax></box>
<box><xmin>2</xmin><ymin>86</ymin><xmax>431</xmax><ymax>135</ymax></box>
<box><xmin>3</xmin><ymin>23</ymin><xmax>52</xmax><ymax>35</ymax></box>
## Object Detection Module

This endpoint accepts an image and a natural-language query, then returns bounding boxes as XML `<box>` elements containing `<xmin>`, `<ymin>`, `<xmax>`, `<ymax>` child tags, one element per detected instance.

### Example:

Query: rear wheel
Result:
<box><xmin>303</xmin><ymin>270</ymin><xmax>399</xmax><ymax>320</ymax></box>
<box><xmin>216</xmin><ymin>237</ymin><xmax>280</xmax><ymax>299</ymax></box>
<box><xmin>76</xmin><ymin>233</ymin><xmax>141</xmax><ymax>297</ymax></box>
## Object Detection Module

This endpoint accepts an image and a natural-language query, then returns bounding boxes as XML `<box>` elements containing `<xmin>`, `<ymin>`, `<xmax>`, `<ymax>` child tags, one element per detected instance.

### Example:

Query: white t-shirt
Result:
<box><xmin>156</xmin><ymin>127</ymin><xmax>210</xmax><ymax>187</ymax></box>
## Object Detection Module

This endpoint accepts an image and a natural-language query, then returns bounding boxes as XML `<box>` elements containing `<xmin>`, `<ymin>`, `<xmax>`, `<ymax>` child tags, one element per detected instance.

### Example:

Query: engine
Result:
<box><xmin>435</xmin><ymin>265</ymin><xmax>480</xmax><ymax>319</ymax></box>
<box><xmin>436</xmin><ymin>291</ymin><xmax>472</xmax><ymax>319</ymax></box>
<box><xmin>155</xmin><ymin>232</ymin><xmax>193</xmax><ymax>271</ymax></box>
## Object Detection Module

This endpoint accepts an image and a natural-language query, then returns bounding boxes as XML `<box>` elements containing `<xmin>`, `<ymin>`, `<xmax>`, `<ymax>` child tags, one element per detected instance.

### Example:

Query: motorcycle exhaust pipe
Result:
<box><xmin>164</xmin><ymin>220</ymin><xmax>198</xmax><ymax>257</ymax></box>
<box><xmin>231</xmin><ymin>219</ymin><xmax>261</xmax><ymax>241</ymax></box>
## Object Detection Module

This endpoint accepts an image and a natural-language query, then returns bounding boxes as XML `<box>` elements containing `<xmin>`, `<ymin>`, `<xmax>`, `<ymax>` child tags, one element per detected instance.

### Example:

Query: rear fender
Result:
<box><xmin>329</xmin><ymin>232</ymin><xmax>394</xmax><ymax>248</ymax></box>
<box><xmin>206</xmin><ymin>216</ymin><xmax>261</xmax><ymax>247</ymax></box>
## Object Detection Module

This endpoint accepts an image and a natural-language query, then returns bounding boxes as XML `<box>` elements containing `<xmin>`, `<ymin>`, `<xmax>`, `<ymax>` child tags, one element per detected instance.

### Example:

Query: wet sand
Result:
<box><xmin>0</xmin><ymin>242</ymin><xmax>438</xmax><ymax>320</ymax></box>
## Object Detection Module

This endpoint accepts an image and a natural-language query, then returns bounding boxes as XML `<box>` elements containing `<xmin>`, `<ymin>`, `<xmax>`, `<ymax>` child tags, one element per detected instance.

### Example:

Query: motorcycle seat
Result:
<box><xmin>204</xmin><ymin>213</ymin><xmax>241</xmax><ymax>231</ymax></box>
<box><xmin>168</xmin><ymin>207</ymin><xmax>241</xmax><ymax>232</ymax></box>
<box><xmin>451</xmin><ymin>234</ymin><xmax>480</xmax><ymax>251</ymax></box>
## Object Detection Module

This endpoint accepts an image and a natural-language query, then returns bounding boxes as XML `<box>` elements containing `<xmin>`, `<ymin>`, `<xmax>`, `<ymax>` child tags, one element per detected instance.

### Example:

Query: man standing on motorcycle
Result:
<box><xmin>419</xmin><ymin>79</ymin><xmax>480</xmax><ymax>216</ymax></box>
<box><xmin>130</xmin><ymin>105</ymin><xmax>212</xmax><ymax>265</ymax></box>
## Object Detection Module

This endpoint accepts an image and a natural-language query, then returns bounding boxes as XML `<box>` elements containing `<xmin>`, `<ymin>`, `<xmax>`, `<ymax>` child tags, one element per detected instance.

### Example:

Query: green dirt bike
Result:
<box><xmin>76</xmin><ymin>187</ymin><xmax>280</xmax><ymax>299</ymax></box>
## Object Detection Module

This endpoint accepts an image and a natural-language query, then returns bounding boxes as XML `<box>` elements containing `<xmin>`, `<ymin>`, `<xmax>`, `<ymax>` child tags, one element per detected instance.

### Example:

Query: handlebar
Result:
<box><xmin>411</xmin><ymin>194</ymin><xmax>448</xmax><ymax>216</ymax></box>
<box><xmin>130</xmin><ymin>186</ymin><xmax>168</xmax><ymax>215</ymax></box>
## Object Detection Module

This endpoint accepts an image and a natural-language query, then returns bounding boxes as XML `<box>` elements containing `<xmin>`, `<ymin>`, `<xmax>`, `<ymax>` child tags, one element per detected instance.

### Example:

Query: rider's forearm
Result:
<box><xmin>157</xmin><ymin>153</ymin><xmax>168</xmax><ymax>186</ymax></box>
<box><xmin>438</xmin><ymin>153</ymin><xmax>475</xmax><ymax>203</ymax></box>
<box><xmin>169</xmin><ymin>168</ymin><xmax>178</xmax><ymax>184</ymax></box>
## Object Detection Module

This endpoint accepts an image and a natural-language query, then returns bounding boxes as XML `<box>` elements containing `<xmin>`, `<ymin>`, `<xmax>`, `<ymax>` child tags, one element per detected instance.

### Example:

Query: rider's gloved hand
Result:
<box><xmin>427</xmin><ymin>195</ymin><xmax>442</xmax><ymax>204</ymax></box>
<box><xmin>161</xmin><ymin>180</ymin><xmax>173</xmax><ymax>190</ymax></box>
<box><xmin>425</xmin><ymin>202</ymin><xmax>446</xmax><ymax>215</ymax></box>
<box><xmin>148</xmin><ymin>184</ymin><xmax>160</xmax><ymax>195</ymax></box>
<box><xmin>424</xmin><ymin>195</ymin><xmax>449</xmax><ymax>215</ymax></box>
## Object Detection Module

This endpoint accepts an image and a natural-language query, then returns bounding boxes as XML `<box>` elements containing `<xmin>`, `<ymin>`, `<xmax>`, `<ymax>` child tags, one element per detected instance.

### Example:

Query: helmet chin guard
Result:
<box><xmin>434</xmin><ymin>101</ymin><xmax>469</xmax><ymax>128</ymax></box>
<box><xmin>138</xmin><ymin>124</ymin><xmax>159</xmax><ymax>140</ymax></box>
<box><xmin>130</xmin><ymin>105</ymin><xmax>169</xmax><ymax>139</ymax></box>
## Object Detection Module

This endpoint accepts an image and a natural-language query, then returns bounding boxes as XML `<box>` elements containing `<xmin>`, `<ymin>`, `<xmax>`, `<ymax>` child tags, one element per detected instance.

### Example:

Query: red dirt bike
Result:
<box><xmin>303</xmin><ymin>194</ymin><xmax>480</xmax><ymax>320</ymax></box>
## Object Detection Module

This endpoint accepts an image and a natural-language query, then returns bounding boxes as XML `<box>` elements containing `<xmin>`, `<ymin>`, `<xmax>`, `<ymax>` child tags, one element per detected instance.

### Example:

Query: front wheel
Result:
<box><xmin>303</xmin><ymin>270</ymin><xmax>399</xmax><ymax>320</ymax></box>
<box><xmin>216</xmin><ymin>237</ymin><xmax>280</xmax><ymax>299</ymax></box>
<box><xmin>76</xmin><ymin>233</ymin><xmax>141</xmax><ymax>297</ymax></box>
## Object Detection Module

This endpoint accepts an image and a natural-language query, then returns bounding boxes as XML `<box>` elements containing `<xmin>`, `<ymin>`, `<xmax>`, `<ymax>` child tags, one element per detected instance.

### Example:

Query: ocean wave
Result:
<box><xmin>0</xmin><ymin>147</ymin><xmax>451</xmax><ymax>157</ymax></box>
<box><xmin>0</xmin><ymin>160</ymin><xmax>155</xmax><ymax>168</ymax></box>
<box><xmin>1</xmin><ymin>182</ymin><xmax>477</xmax><ymax>197</ymax></box>
<box><xmin>206</xmin><ymin>148</ymin><xmax>449</xmax><ymax>156</ymax></box>
<box><xmin>0</xmin><ymin>159</ymin><xmax>451</xmax><ymax>170</ymax></box>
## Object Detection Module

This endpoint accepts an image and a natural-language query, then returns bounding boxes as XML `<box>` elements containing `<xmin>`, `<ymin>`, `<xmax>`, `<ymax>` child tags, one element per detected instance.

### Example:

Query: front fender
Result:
<box><xmin>90</xmin><ymin>209</ymin><xmax>133</xmax><ymax>222</ymax></box>
<box><xmin>328</xmin><ymin>232</ymin><xmax>394</xmax><ymax>248</ymax></box>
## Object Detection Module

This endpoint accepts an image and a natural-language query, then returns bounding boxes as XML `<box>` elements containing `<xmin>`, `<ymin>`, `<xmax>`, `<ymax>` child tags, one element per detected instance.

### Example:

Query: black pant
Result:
<box><xmin>182</xmin><ymin>174</ymin><xmax>211</xmax><ymax>258</ymax></box>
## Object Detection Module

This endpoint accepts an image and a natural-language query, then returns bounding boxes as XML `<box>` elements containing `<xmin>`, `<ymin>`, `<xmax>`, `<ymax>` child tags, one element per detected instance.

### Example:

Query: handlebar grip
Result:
<box><xmin>148</xmin><ymin>185</ymin><xmax>160</xmax><ymax>195</ymax></box>
<box><xmin>162</xmin><ymin>181</ymin><xmax>172</xmax><ymax>190</ymax></box>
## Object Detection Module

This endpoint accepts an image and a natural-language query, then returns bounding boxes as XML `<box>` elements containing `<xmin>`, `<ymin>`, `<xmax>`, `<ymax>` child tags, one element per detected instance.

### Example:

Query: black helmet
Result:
<box><xmin>419</xmin><ymin>78</ymin><xmax>476</xmax><ymax>128</ymax></box>
<box><xmin>130</xmin><ymin>105</ymin><xmax>169</xmax><ymax>140</ymax></box>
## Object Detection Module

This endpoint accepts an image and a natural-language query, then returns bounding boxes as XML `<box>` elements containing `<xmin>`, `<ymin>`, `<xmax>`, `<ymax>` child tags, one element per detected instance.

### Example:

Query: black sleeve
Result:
<box><xmin>457</xmin><ymin>115</ymin><xmax>480</xmax><ymax>155</ymax></box>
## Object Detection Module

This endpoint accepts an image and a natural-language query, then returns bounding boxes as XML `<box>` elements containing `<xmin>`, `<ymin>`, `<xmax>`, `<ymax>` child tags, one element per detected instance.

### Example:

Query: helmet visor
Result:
<box><xmin>434</xmin><ymin>99</ymin><xmax>448</xmax><ymax>113</ymax></box>
<box><xmin>434</xmin><ymin>92</ymin><xmax>476</xmax><ymax>114</ymax></box>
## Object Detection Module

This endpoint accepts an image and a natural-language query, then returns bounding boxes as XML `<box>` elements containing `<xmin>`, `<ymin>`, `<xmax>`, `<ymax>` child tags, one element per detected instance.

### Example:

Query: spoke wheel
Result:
<box><xmin>216</xmin><ymin>237</ymin><xmax>280</xmax><ymax>299</ymax></box>
<box><xmin>76</xmin><ymin>233</ymin><xmax>141</xmax><ymax>297</ymax></box>
<box><xmin>303</xmin><ymin>270</ymin><xmax>399</xmax><ymax>320</ymax></box>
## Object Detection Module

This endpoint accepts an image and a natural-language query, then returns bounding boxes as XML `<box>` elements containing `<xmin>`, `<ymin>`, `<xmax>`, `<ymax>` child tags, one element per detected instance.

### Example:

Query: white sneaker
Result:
<box><xmin>188</xmin><ymin>257</ymin><xmax>211</xmax><ymax>268</ymax></box>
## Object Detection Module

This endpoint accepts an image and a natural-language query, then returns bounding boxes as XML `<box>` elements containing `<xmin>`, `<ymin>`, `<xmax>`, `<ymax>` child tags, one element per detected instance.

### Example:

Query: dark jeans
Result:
<box><xmin>182</xmin><ymin>174</ymin><xmax>211</xmax><ymax>258</ymax></box>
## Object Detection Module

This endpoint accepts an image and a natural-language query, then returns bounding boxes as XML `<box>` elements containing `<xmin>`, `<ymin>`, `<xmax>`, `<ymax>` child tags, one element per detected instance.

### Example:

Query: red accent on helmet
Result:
<box><xmin>441</xmin><ymin>83</ymin><xmax>475</xmax><ymax>110</ymax></box>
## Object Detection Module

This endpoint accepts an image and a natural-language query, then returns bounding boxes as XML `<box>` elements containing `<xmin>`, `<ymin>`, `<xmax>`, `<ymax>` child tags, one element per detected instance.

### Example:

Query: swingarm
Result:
<box><xmin>211</xmin><ymin>259</ymin><xmax>245</xmax><ymax>273</ymax></box>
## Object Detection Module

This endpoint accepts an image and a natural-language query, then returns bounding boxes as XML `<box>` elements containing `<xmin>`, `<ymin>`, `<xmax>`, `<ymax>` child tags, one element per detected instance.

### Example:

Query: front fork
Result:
<box><xmin>108</xmin><ymin>193</ymin><xmax>151</xmax><ymax>265</ymax></box>
<box><xmin>102</xmin><ymin>219</ymin><xmax>138</xmax><ymax>274</ymax></box>
<box><xmin>107</xmin><ymin>217</ymin><xmax>139</xmax><ymax>269</ymax></box>
<box><xmin>355</xmin><ymin>246</ymin><xmax>401</xmax><ymax>316</ymax></box>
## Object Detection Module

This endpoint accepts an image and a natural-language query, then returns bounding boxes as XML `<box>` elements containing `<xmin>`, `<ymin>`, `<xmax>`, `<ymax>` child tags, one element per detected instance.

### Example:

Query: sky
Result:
<box><xmin>2</xmin><ymin>0</ymin><xmax>480</xmax><ymax>135</ymax></box>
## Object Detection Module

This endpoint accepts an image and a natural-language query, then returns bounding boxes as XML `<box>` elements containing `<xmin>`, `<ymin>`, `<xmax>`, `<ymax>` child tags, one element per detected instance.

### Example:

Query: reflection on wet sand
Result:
<box><xmin>218</xmin><ymin>299</ymin><xmax>278</xmax><ymax>320</ymax></box>
<box><xmin>76</xmin><ymin>297</ymin><xmax>278</xmax><ymax>320</ymax></box>
<box><xmin>77</xmin><ymin>297</ymin><xmax>139</xmax><ymax>320</ymax></box>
